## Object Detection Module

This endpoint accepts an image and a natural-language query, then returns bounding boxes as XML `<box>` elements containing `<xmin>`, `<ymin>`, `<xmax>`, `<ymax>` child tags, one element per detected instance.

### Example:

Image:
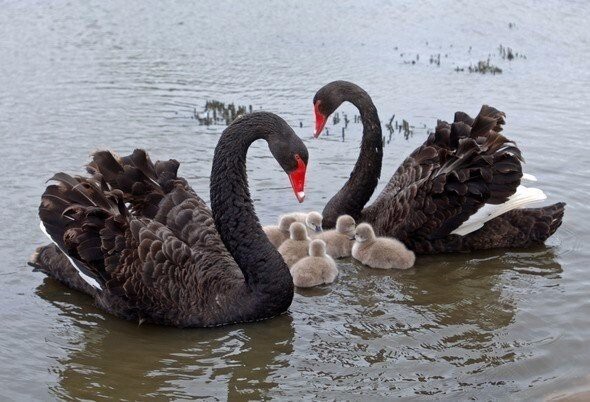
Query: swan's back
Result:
<box><xmin>362</xmin><ymin>106</ymin><xmax>534</xmax><ymax>252</ymax></box>
<box><xmin>33</xmin><ymin>150</ymin><xmax>249</xmax><ymax>327</ymax></box>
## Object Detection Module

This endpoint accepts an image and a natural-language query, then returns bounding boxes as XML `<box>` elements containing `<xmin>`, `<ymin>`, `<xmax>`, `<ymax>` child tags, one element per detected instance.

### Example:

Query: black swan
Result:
<box><xmin>313</xmin><ymin>81</ymin><xmax>565</xmax><ymax>254</ymax></box>
<box><xmin>28</xmin><ymin>112</ymin><xmax>309</xmax><ymax>327</ymax></box>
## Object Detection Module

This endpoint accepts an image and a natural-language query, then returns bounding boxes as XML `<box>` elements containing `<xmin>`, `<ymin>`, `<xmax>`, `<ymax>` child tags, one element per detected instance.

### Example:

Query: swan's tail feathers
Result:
<box><xmin>429</xmin><ymin>202</ymin><xmax>565</xmax><ymax>253</ymax></box>
<box><xmin>453</xmin><ymin>111</ymin><xmax>474</xmax><ymax>127</ymax></box>
<box><xmin>451</xmin><ymin>185</ymin><xmax>547</xmax><ymax>236</ymax></box>
<box><xmin>37</xmin><ymin>173</ymin><xmax>130</xmax><ymax>291</ymax></box>
<box><xmin>473</xmin><ymin>105</ymin><xmax>506</xmax><ymax>134</ymax></box>
<box><xmin>88</xmin><ymin>149</ymin><xmax>184</xmax><ymax>218</ymax></box>
<box><xmin>472</xmin><ymin>202</ymin><xmax>566</xmax><ymax>248</ymax></box>
<box><xmin>28</xmin><ymin>244</ymin><xmax>97</xmax><ymax>295</ymax></box>
<box><xmin>431</xmin><ymin>122</ymin><xmax>523</xmax><ymax>201</ymax></box>
<box><xmin>536</xmin><ymin>202</ymin><xmax>566</xmax><ymax>241</ymax></box>
<box><xmin>431</xmin><ymin>105</ymin><xmax>513</xmax><ymax>161</ymax></box>
<box><xmin>509</xmin><ymin>202</ymin><xmax>565</xmax><ymax>243</ymax></box>
<box><xmin>454</xmin><ymin>105</ymin><xmax>506</xmax><ymax>133</ymax></box>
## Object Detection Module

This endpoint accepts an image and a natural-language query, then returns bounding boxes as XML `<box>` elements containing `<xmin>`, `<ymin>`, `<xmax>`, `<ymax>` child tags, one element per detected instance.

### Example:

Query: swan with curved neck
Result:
<box><xmin>29</xmin><ymin>112</ymin><xmax>309</xmax><ymax>327</ymax></box>
<box><xmin>314</xmin><ymin>81</ymin><xmax>383</xmax><ymax>228</ymax></box>
<box><xmin>313</xmin><ymin>81</ymin><xmax>565</xmax><ymax>253</ymax></box>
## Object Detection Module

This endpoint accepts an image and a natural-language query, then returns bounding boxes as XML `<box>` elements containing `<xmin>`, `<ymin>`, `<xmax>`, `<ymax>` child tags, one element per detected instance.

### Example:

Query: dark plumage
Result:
<box><xmin>29</xmin><ymin>112</ymin><xmax>309</xmax><ymax>327</ymax></box>
<box><xmin>314</xmin><ymin>81</ymin><xmax>565</xmax><ymax>254</ymax></box>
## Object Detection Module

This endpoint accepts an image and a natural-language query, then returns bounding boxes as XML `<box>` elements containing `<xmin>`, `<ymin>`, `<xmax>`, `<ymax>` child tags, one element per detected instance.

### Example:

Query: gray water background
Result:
<box><xmin>1</xmin><ymin>0</ymin><xmax>589</xmax><ymax>399</ymax></box>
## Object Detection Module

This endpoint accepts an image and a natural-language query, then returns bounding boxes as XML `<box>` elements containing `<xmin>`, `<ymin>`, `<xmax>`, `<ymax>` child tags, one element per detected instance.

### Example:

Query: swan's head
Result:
<box><xmin>336</xmin><ymin>215</ymin><xmax>356</xmax><ymax>239</ymax></box>
<box><xmin>354</xmin><ymin>223</ymin><xmax>376</xmax><ymax>243</ymax></box>
<box><xmin>309</xmin><ymin>239</ymin><xmax>327</xmax><ymax>257</ymax></box>
<box><xmin>289</xmin><ymin>222</ymin><xmax>308</xmax><ymax>241</ymax></box>
<box><xmin>305</xmin><ymin>211</ymin><xmax>323</xmax><ymax>233</ymax></box>
<box><xmin>313</xmin><ymin>81</ymin><xmax>368</xmax><ymax>137</ymax></box>
<box><xmin>278</xmin><ymin>215</ymin><xmax>297</xmax><ymax>232</ymax></box>
<box><xmin>265</xmin><ymin>115</ymin><xmax>309</xmax><ymax>203</ymax></box>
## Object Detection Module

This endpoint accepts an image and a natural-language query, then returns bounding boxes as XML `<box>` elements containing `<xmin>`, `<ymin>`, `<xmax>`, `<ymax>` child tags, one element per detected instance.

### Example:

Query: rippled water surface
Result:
<box><xmin>1</xmin><ymin>0</ymin><xmax>589</xmax><ymax>399</ymax></box>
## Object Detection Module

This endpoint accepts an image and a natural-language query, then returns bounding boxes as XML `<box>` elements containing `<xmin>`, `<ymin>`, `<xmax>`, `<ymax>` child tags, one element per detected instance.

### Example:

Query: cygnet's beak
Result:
<box><xmin>315</xmin><ymin>226</ymin><xmax>322</xmax><ymax>233</ymax></box>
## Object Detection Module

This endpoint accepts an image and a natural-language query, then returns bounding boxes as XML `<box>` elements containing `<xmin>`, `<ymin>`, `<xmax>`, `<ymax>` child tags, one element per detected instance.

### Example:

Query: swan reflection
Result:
<box><xmin>36</xmin><ymin>279</ymin><xmax>295</xmax><ymax>400</ymax></box>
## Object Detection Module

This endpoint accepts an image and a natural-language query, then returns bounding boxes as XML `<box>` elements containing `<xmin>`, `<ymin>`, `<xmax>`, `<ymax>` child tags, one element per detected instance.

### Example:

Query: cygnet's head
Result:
<box><xmin>355</xmin><ymin>223</ymin><xmax>376</xmax><ymax>243</ymax></box>
<box><xmin>305</xmin><ymin>211</ymin><xmax>323</xmax><ymax>233</ymax></box>
<box><xmin>309</xmin><ymin>239</ymin><xmax>327</xmax><ymax>257</ymax></box>
<box><xmin>289</xmin><ymin>222</ymin><xmax>308</xmax><ymax>241</ymax></box>
<box><xmin>336</xmin><ymin>215</ymin><xmax>356</xmax><ymax>238</ymax></box>
<box><xmin>278</xmin><ymin>215</ymin><xmax>297</xmax><ymax>232</ymax></box>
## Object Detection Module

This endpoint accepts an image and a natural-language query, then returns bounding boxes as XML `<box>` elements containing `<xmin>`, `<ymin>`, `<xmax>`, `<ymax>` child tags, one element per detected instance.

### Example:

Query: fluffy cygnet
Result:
<box><xmin>305</xmin><ymin>211</ymin><xmax>323</xmax><ymax>238</ymax></box>
<box><xmin>316</xmin><ymin>215</ymin><xmax>356</xmax><ymax>258</ymax></box>
<box><xmin>278</xmin><ymin>222</ymin><xmax>310</xmax><ymax>267</ymax></box>
<box><xmin>282</xmin><ymin>212</ymin><xmax>309</xmax><ymax>223</ymax></box>
<box><xmin>280</xmin><ymin>211</ymin><xmax>323</xmax><ymax>238</ymax></box>
<box><xmin>263</xmin><ymin>215</ymin><xmax>297</xmax><ymax>248</ymax></box>
<box><xmin>352</xmin><ymin>223</ymin><xmax>415</xmax><ymax>269</ymax></box>
<box><xmin>290</xmin><ymin>239</ymin><xmax>338</xmax><ymax>288</ymax></box>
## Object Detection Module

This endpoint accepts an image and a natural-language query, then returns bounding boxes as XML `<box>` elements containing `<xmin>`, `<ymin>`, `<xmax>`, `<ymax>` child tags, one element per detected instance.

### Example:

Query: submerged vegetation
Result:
<box><xmin>192</xmin><ymin>101</ymin><xmax>420</xmax><ymax>143</ymax></box>
<box><xmin>322</xmin><ymin>111</ymin><xmax>417</xmax><ymax>143</ymax></box>
<box><xmin>395</xmin><ymin>42</ymin><xmax>526</xmax><ymax>75</ymax></box>
<box><xmin>196</xmin><ymin>42</ymin><xmax>527</xmax><ymax>135</ymax></box>
<box><xmin>498</xmin><ymin>44</ymin><xmax>527</xmax><ymax>61</ymax></box>
<box><xmin>384</xmin><ymin>114</ymin><xmax>414</xmax><ymax>141</ymax></box>
<box><xmin>193</xmin><ymin>100</ymin><xmax>254</xmax><ymax>125</ymax></box>
<box><xmin>455</xmin><ymin>58</ymin><xmax>503</xmax><ymax>75</ymax></box>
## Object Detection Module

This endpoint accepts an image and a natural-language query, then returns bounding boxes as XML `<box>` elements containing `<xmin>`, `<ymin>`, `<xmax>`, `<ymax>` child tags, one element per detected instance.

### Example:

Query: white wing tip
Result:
<box><xmin>522</xmin><ymin>173</ymin><xmax>538</xmax><ymax>182</ymax></box>
<box><xmin>38</xmin><ymin>220</ymin><xmax>103</xmax><ymax>290</ymax></box>
<box><xmin>451</xmin><ymin>185</ymin><xmax>547</xmax><ymax>237</ymax></box>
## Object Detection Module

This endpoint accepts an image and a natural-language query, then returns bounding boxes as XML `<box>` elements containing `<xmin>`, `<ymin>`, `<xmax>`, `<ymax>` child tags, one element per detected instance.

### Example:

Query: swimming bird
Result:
<box><xmin>313</xmin><ymin>80</ymin><xmax>565</xmax><ymax>253</ymax></box>
<box><xmin>277</xmin><ymin>222</ymin><xmax>310</xmax><ymax>267</ymax></box>
<box><xmin>263</xmin><ymin>215</ymin><xmax>298</xmax><ymax>248</ymax></box>
<box><xmin>352</xmin><ymin>223</ymin><xmax>415</xmax><ymax>269</ymax></box>
<box><xmin>290</xmin><ymin>239</ymin><xmax>338</xmax><ymax>288</ymax></box>
<box><xmin>304</xmin><ymin>211</ymin><xmax>323</xmax><ymax>237</ymax></box>
<box><xmin>28</xmin><ymin>112</ymin><xmax>309</xmax><ymax>327</ymax></box>
<box><xmin>316</xmin><ymin>214</ymin><xmax>356</xmax><ymax>258</ymax></box>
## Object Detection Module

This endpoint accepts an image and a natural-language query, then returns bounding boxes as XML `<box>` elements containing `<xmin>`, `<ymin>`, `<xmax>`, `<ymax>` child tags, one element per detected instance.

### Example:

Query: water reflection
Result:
<box><xmin>33</xmin><ymin>245</ymin><xmax>563</xmax><ymax>399</ymax></box>
<box><xmin>36</xmin><ymin>280</ymin><xmax>295</xmax><ymax>400</ymax></box>
<box><xmin>288</xmin><ymin>247</ymin><xmax>562</xmax><ymax>397</ymax></box>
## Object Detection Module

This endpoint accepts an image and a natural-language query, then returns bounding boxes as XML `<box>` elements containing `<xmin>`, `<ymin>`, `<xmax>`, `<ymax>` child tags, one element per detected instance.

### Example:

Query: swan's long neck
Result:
<box><xmin>322</xmin><ymin>91</ymin><xmax>383</xmax><ymax>228</ymax></box>
<box><xmin>210</xmin><ymin>117</ymin><xmax>294</xmax><ymax>308</ymax></box>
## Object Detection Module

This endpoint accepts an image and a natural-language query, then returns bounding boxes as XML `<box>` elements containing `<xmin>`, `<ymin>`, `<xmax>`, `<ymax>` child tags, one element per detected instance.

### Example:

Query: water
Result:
<box><xmin>1</xmin><ymin>0</ymin><xmax>589</xmax><ymax>399</ymax></box>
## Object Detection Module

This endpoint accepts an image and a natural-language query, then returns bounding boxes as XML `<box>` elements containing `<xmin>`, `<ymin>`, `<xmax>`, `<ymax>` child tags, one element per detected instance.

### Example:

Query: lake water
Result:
<box><xmin>1</xmin><ymin>0</ymin><xmax>589</xmax><ymax>399</ymax></box>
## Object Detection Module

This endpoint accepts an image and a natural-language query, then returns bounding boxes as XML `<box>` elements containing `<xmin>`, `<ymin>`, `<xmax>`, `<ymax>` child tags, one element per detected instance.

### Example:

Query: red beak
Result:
<box><xmin>288</xmin><ymin>155</ymin><xmax>306</xmax><ymax>203</ymax></box>
<box><xmin>314</xmin><ymin>102</ymin><xmax>327</xmax><ymax>138</ymax></box>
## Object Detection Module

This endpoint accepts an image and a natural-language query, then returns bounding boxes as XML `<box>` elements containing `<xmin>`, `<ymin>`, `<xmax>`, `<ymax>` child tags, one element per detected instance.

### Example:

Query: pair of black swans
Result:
<box><xmin>29</xmin><ymin>81</ymin><xmax>565</xmax><ymax>327</ymax></box>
